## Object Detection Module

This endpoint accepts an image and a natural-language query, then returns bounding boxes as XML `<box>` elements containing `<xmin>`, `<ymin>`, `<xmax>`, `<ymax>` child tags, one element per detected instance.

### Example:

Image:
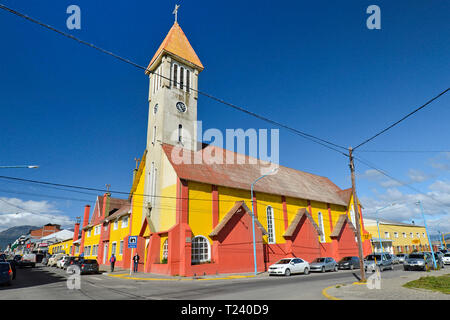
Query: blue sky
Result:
<box><xmin>0</xmin><ymin>0</ymin><xmax>449</xmax><ymax>236</ymax></box>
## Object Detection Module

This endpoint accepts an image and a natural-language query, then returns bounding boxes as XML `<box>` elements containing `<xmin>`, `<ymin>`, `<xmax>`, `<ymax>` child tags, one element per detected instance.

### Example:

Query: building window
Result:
<box><xmin>318</xmin><ymin>212</ymin><xmax>325</xmax><ymax>242</ymax></box>
<box><xmin>180</xmin><ymin>66</ymin><xmax>184</xmax><ymax>89</ymax></box>
<box><xmin>422</xmin><ymin>232</ymin><xmax>425</xmax><ymax>238</ymax></box>
<box><xmin>111</xmin><ymin>242</ymin><xmax>117</xmax><ymax>256</ymax></box>
<box><xmin>94</xmin><ymin>225</ymin><xmax>100</xmax><ymax>235</ymax></box>
<box><xmin>410</xmin><ymin>232</ymin><xmax>413</xmax><ymax>238</ymax></box>
<box><xmin>178</xmin><ymin>124</ymin><xmax>183</xmax><ymax>143</ymax></box>
<box><xmin>162</xmin><ymin>239</ymin><xmax>168</xmax><ymax>261</ymax></box>
<box><xmin>186</xmin><ymin>69</ymin><xmax>190</xmax><ymax>93</ymax></box>
<box><xmin>405</xmin><ymin>245</ymin><xmax>409</xmax><ymax>252</ymax></box>
<box><xmin>191</xmin><ymin>236</ymin><xmax>210</xmax><ymax>264</ymax></box>
<box><xmin>384</xmin><ymin>232</ymin><xmax>390</xmax><ymax>238</ymax></box>
<box><xmin>266</xmin><ymin>206</ymin><xmax>276</xmax><ymax>244</ymax></box>
<box><xmin>417</xmin><ymin>232</ymin><xmax>420</xmax><ymax>238</ymax></box>
<box><xmin>87</xmin><ymin>229</ymin><xmax>91</xmax><ymax>237</ymax></box>
<box><xmin>122</xmin><ymin>217</ymin><xmax>128</xmax><ymax>228</ymax></box>
<box><xmin>173</xmin><ymin>64</ymin><xmax>178</xmax><ymax>88</ymax></box>
<box><xmin>92</xmin><ymin>245</ymin><xmax>98</xmax><ymax>256</ymax></box>
<box><xmin>394</xmin><ymin>232</ymin><xmax>398</xmax><ymax>238</ymax></box>
<box><xmin>75</xmin><ymin>246</ymin><xmax>79</xmax><ymax>254</ymax></box>
<box><xmin>113</xmin><ymin>220</ymin><xmax>118</xmax><ymax>231</ymax></box>
<box><xmin>119</xmin><ymin>240</ymin><xmax>124</xmax><ymax>255</ymax></box>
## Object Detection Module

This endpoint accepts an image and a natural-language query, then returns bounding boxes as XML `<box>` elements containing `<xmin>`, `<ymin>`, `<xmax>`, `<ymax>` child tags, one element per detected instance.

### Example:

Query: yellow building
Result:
<box><xmin>364</xmin><ymin>218</ymin><xmax>430</xmax><ymax>254</ymax></box>
<box><xmin>48</xmin><ymin>238</ymin><xmax>73</xmax><ymax>255</ymax></box>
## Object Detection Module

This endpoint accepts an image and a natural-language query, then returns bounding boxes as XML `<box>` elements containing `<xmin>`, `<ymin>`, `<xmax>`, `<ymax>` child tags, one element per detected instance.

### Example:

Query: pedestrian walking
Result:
<box><xmin>133</xmin><ymin>253</ymin><xmax>140</xmax><ymax>273</ymax></box>
<box><xmin>109</xmin><ymin>254</ymin><xmax>116</xmax><ymax>272</ymax></box>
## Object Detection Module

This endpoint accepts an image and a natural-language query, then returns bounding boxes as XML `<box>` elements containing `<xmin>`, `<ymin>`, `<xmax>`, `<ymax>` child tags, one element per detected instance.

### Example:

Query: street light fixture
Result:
<box><xmin>250</xmin><ymin>166</ymin><xmax>278</xmax><ymax>275</ymax></box>
<box><xmin>0</xmin><ymin>165</ymin><xmax>39</xmax><ymax>169</ymax></box>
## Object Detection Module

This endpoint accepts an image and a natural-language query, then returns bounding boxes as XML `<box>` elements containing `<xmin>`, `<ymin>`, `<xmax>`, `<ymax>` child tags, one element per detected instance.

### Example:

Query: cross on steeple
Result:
<box><xmin>173</xmin><ymin>4</ymin><xmax>180</xmax><ymax>23</ymax></box>
<box><xmin>134</xmin><ymin>157</ymin><xmax>141</xmax><ymax>170</ymax></box>
<box><xmin>105</xmin><ymin>184</ymin><xmax>111</xmax><ymax>192</ymax></box>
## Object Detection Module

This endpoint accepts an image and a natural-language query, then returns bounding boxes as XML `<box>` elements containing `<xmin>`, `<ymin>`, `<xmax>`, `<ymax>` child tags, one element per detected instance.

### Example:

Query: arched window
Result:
<box><xmin>186</xmin><ymin>69</ymin><xmax>190</xmax><ymax>93</ymax></box>
<box><xmin>318</xmin><ymin>212</ymin><xmax>325</xmax><ymax>242</ymax></box>
<box><xmin>191</xmin><ymin>236</ymin><xmax>210</xmax><ymax>264</ymax></box>
<box><xmin>173</xmin><ymin>64</ymin><xmax>178</xmax><ymax>88</ymax></box>
<box><xmin>266</xmin><ymin>206</ymin><xmax>275</xmax><ymax>244</ymax></box>
<box><xmin>180</xmin><ymin>66</ymin><xmax>184</xmax><ymax>89</ymax></box>
<box><xmin>162</xmin><ymin>239</ymin><xmax>168</xmax><ymax>261</ymax></box>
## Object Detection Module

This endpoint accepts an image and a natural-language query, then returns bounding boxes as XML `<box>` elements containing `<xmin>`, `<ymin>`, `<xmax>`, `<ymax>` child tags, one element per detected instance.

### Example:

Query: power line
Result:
<box><xmin>353</xmin><ymin>88</ymin><xmax>450</xmax><ymax>150</ymax></box>
<box><xmin>0</xmin><ymin>3</ymin><xmax>348</xmax><ymax>157</ymax></box>
<box><xmin>356</xmin><ymin>150</ymin><xmax>450</xmax><ymax>153</ymax></box>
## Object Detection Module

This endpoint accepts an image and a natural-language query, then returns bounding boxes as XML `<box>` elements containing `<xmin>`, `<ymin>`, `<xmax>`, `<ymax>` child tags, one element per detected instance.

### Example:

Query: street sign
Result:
<box><xmin>412</xmin><ymin>239</ymin><xmax>420</xmax><ymax>244</ymax></box>
<box><xmin>128</xmin><ymin>236</ymin><xmax>138</xmax><ymax>248</ymax></box>
<box><xmin>362</xmin><ymin>234</ymin><xmax>372</xmax><ymax>240</ymax></box>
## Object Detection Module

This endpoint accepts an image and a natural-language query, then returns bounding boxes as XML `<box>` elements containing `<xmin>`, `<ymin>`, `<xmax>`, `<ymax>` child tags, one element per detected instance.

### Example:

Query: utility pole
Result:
<box><xmin>348</xmin><ymin>147</ymin><xmax>366</xmax><ymax>282</ymax></box>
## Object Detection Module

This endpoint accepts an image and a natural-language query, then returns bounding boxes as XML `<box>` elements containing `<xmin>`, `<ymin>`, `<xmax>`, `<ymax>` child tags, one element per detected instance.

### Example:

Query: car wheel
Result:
<box><xmin>334</xmin><ymin>265</ymin><xmax>338</xmax><ymax>272</ymax></box>
<box><xmin>284</xmin><ymin>268</ymin><xmax>291</xmax><ymax>277</ymax></box>
<box><xmin>321</xmin><ymin>266</ymin><xmax>325</xmax><ymax>273</ymax></box>
<box><xmin>350</xmin><ymin>264</ymin><xmax>354</xmax><ymax>270</ymax></box>
<box><xmin>304</xmin><ymin>267</ymin><xmax>309</xmax><ymax>275</ymax></box>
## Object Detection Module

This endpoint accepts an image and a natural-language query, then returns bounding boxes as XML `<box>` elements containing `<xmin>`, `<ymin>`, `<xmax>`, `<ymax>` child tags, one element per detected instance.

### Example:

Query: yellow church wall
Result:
<box><xmin>255</xmin><ymin>193</ymin><xmax>284</xmax><ymax>244</ymax></box>
<box><xmin>188</xmin><ymin>181</ymin><xmax>213</xmax><ymax>242</ymax></box>
<box><xmin>158</xmin><ymin>153</ymin><xmax>178</xmax><ymax>232</ymax></box>
<box><xmin>217</xmin><ymin>186</ymin><xmax>252</xmax><ymax>223</ymax></box>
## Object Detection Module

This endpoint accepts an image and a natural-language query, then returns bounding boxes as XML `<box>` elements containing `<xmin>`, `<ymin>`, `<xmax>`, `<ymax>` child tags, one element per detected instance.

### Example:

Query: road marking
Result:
<box><xmin>322</xmin><ymin>285</ymin><xmax>342</xmax><ymax>300</ymax></box>
<box><xmin>105</xmin><ymin>273</ymin><xmax>256</xmax><ymax>281</ymax></box>
<box><xmin>89</xmin><ymin>277</ymin><xmax>103</xmax><ymax>281</ymax></box>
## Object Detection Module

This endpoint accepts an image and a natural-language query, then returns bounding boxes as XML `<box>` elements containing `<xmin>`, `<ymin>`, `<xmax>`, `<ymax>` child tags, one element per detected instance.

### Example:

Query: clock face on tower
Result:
<box><xmin>176</xmin><ymin>101</ymin><xmax>187</xmax><ymax>113</ymax></box>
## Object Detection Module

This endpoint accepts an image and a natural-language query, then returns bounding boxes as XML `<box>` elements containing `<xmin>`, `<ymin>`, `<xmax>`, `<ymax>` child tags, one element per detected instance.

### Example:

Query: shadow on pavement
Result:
<box><xmin>0</xmin><ymin>265</ymin><xmax>67</xmax><ymax>291</ymax></box>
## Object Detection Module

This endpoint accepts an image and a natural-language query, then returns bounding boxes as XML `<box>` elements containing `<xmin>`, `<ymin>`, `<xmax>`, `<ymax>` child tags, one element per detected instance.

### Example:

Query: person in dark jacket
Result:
<box><xmin>133</xmin><ymin>253</ymin><xmax>140</xmax><ymax>273</ymax></box>
<box><xmin>109</xmin><ymin>254</ymin><xmax>116</xmax><ymax>272</ymax></box>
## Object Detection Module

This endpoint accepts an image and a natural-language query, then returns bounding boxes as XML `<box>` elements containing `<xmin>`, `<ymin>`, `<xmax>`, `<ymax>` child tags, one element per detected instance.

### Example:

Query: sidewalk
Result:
<box><xmin>325</xmin><ymin>268</ymin><xmax>450</xmax><ymax>300</ymax></box>
<box><xmin>101</xmin><ymin>266</ymin><xmax>264</xmax><ymax>281</ymax></box>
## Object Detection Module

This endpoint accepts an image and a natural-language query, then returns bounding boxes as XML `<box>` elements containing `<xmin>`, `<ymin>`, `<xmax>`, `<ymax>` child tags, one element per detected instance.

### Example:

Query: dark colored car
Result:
<box><xmin>0</xmin><ymin>262</ymin><xmax>13</xmax><ymax>286</ymax></box>
<box><xmin>337</xmin><ymin>256</ymin><xmax>360</xmax><ymax>270</ymax></box>
<box><xmin>70</xmin><ymin>259</ymin><xmax>99</xmax><ymax>274</ymax></box>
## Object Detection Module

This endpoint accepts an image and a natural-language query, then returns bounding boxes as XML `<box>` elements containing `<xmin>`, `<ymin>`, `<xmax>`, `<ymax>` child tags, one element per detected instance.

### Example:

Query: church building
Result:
<box><xmin>122</xmin><ymin>19</ymin><xmax>372</xmax><ymax>276</ymax></box>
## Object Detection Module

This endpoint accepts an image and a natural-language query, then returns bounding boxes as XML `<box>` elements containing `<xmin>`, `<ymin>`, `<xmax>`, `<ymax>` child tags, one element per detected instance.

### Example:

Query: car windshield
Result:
<box><xmin>409</xmin><ymin>254</ymin><xmax>424</xmax><ymax>259</ymax></box>
<box><xmin>84</xmin><ymin>260</ymin><xmax>97</xmax><ymax>264</ymax></box>
<box><xmin>276</xmin><ymin>259</ymin><xmax>292</xmax><ymax>264</ymax></box>
<box><xmin>444</xmin><ymin>254</ymin><xmax>450</xmax><ymax>257</ymax></box>
<box><xmin>340</xmin><ymin>257</ymin><xmax>352</xmax><ymax>262</ymax></box>
<box><xmin>314</xmin><ymin>258</ymin><xmax>326</xmax><ymax>263</ymax></box>
<box><xmin>365</xmin><ymin>255</ymin><xmax>381</xmax><ymax>261</ymax></box>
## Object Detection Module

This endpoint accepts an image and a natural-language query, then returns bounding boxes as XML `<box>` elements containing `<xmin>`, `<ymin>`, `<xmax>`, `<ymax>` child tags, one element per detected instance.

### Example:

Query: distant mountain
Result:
<box><xmin>0</xmin><ymin>225</ymin><xmax>39</xmax><ymax>251</ymax></box>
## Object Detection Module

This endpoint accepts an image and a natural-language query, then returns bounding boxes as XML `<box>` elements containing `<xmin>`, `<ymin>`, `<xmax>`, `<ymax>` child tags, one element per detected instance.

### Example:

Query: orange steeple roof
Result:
<box><xmin>146</xmin><ymin>22</ymin><xmax>204</xmax><ymax>73</ymax></box>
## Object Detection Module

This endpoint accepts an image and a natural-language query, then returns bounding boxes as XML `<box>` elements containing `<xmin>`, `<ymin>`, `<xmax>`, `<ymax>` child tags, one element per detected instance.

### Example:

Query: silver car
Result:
<box><xmin>404</xmin><ymin>252</ymin><xmax>434</xmax><ymax>271</ymax></box>
<box><xmin>364</xmin><ymin>253</ymin><xmax>394</xmax><ymax>272</ymax></box>
<box><xmin>396</xmin><ymin>253</ymin><xmax>408</xmax><ymax>264</ymax></box>
<box><xmin>309</xmin><ymin>257</ymin><xmax>338</xmax><ymax>273</ymax></box>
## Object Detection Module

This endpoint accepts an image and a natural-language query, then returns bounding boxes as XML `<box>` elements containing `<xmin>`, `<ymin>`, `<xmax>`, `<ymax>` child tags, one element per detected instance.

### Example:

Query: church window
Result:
<box><xmin>178</xmin><ymin>124</ymin><xmax>183</xmax><ymax>143</ymax></box>
<box><xmin>266</xmin><ymin>206</ymin><xmax>275</xmax><ymax>244</ymax></box>
<box><xmin>173</xmin><ymin>64</ymin><xmax>178</xmax><ymax>88</ymax></box>
<box><xmin>162</xmin><ymin>239</ymin><xmax>168</xmax><ymax>261</ymax></box>
<box><xmin>152</xmin><ymin>126</ymin><xmax>156</xmax><ymax>145</ymax></box>
<box><xmin>191</xmin><ymin>236</ymin><xmax>210</xmax><ymax>264</ymax></box>
<box><xmin>318</xmin><ymin>212</ymin><xmax>325</xmax><ymax>242</ymax></box>
<box><xmin>180</xmin><ymin>66</ymin><xmax>184</xmax><ymax>90</ymax></box>
<box><xmin>186</xmin><ymin>69</ymin><xmax>190</xmax><ymax>93</ymax></box>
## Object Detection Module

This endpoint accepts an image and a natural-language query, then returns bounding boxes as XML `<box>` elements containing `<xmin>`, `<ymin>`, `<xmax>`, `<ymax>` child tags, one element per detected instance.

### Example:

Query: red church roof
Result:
<box><xmin>162</xmin><ymin>144</ymin><xmax>349</xmax><ymax>206</ymax></box>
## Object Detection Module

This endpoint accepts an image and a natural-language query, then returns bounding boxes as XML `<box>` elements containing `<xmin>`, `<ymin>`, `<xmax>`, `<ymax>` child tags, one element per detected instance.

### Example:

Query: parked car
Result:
<box><xmin>431</xmin><ymin>252</ymin><xmax>445</xmax><ymax>269</ymax></box>
<box><xmin>310</xmin><ymin>257</ymin><xmax>338</xmax><ymax>272</ymax></box>
<box><xmin>63</xmin><ymin>256</ymin><xmax>83</xmax><ymax>270</ymax></box>
<box><xmin>268</xmin><ymin>258</ymin><xmax>310</xmax><ymax>276</ymax></box>
<box><xmin>41</xmin><ymin>257</ymin><xmax>48</xmax><ymax>266</ymax></box>
<box><xmin>337</xmin><ymin>256</ymin><xmax>360</xmax><ymax>270</ymax></box>
<box><xmin>57</xmin><ymin>256</ymin><xmax>71</xmax><ymax>269</ymax></box>
<box><xmin>396</xmin><ymin>253</ymin><xmax>408</xmax><ymax>264</ymax></box>
<box><xmin>404</xmin><ymin>252</ymin><xmax>434</xmax><ymax>271</ymax></box>
<box><xmin>48</xmin><ymin>254</ymin><xmax>66</xmax><ymax>267</ymax></box>
<box><xmin>364</xmin><ymin>253</ymin><xmax>394</xmax><ymax>272</ymax></box>
<box><xmin>17</xmin><ymin>253</ymin><xmax>36</xmax><ymax>268</ymax></box>
<box><xmin>391</xmin><ymin>254</ymin><xmax>400</xmax><ymax>264</ymax></box>
<box><xmin>69</xmin><ymin>259</ymin><xmax>99</xmax><ymax>275</ymax></box>
<box><xmin>443</xmin><ymin>253</ymin><xmax>450</xmax><ymax>265</ymax></box>
<box><xmin>0</xmin><ymin>262</ymin><xmax>13</xmax><ymax>286</ymax></box>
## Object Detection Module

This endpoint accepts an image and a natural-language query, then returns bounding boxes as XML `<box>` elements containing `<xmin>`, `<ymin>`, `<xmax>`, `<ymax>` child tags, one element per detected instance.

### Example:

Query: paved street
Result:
<box><xmin>0</xmin><ymin>263</ymin><xmax>427</xmax><ymax>300</ymax></box>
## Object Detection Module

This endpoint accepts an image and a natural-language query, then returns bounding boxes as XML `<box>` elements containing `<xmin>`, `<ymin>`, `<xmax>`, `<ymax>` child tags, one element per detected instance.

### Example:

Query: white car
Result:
<box><xmin>55</xmin><ymin>255</ymin><xmax>68</xmax><ymax>268</ymax></box>
<box><xmin>268</xmin><ymin>258</ymin><xmax>310</xmax><ymax>276</ymax></box>
<box><xmin>443</xmin><ymin>253</ymin><xmax>450</xmax><ymax>265</ymax></box>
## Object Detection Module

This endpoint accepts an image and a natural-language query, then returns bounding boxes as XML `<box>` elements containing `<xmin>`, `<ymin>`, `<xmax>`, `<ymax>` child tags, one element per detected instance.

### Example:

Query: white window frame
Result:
<box><xmin>87</xmin><ymin>229</ymin><xmax>91</xmax><ymax>237</ymax></box>
<box><xmin>119</xmin><ymin>240</ymin><xmax>124</xmax><ymax>255</ymax></box>
<box><xmin>266</xmin><ymin>206</ymin><xmax>276</xmax><ymax>244</ymax></box>
<box><xmin>394</xmin><ymin>232</ymin><xmax>398</xmax><ymax>238</ymax></box>
<box><xmin>121</xmin><ymin>217</ymin><xmax>128</xmax><ymax>228</ymax></box>
<box><xmin>384</xmin><ymin>232</ymin><xmax>390</xmax><ymax>239</ymax></box>
<box><xmin>191</xmin><ymin>236</ymin><xmax>210</xmax><ymax>264</ymax></box>
<box><xmin>318</xmin><ymin>212</ymin><xmax>325</xmax><ymax>243</ymax></box>
<box><xmin>111</xmin><ymin>242</ymin><xmax>117</xmax><ymax>256</ymax></box>
<box><xmin>162</xmin><ymin>239</ymin><xmax>168</xmax><ymax>261</ymax></box>
<box><xmin>113</xmin><ymin>220</ymin><xmax>118</xmax><ymax>231</ymax></box>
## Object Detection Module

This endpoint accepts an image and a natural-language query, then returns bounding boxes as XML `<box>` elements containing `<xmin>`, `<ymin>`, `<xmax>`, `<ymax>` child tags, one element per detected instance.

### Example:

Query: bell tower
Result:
<box><xmin>143</xmin><ymin>17</ymin><xmax>204</xmax><ymax>231</ymax></box>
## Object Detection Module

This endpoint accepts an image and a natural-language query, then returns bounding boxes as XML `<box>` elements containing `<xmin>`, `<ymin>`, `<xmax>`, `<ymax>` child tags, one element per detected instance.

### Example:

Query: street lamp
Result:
<box><xmin>375</xmin><ymin>203</ymin><xmax>395</xmax><ymax>254</ymax></box>
<box><xmin>416</xmin><ymin>201</ymin><xmax>437</xmax><ymax>269</ymax></box>
<box><xmin>250</xmin><ymin>166</ymin><xmax>278</xmax><ymax>275</ymax></box>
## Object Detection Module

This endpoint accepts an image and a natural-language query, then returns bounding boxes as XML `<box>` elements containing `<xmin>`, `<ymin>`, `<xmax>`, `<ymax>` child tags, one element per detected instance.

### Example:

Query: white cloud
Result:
<box><xmin>407</xmin><ymin>169</ymin><xmax>430</xmax><ymax>183</ymax></box>
<box><xmin>0</xmin><ymin>197</ymin><xmax>74</xmax><ymax>231</ymax></box>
